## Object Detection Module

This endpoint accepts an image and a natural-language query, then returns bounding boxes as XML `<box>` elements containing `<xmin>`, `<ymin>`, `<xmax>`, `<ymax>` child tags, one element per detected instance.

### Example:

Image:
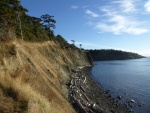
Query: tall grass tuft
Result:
<box><xmin>0</xmin><ymin>74</ymin><xmax>51</xmax><ymax>113</ymax></box>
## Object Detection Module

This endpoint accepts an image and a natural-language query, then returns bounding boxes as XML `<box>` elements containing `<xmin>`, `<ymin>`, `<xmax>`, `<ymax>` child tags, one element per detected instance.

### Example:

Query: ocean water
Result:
<box><xmin>90</xmin><ymin>58</ymin><xmax>150</xmax><ymax>113</ymax></box>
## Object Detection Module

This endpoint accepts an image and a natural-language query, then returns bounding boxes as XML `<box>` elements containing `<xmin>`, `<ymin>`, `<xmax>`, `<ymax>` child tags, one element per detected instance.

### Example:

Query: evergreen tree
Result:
<box><xmin>41</xmin><ymin>14</ymin><xmax>56</xmax><ymax>38</ymax></box>
<box><xmin>79</xmin><ymin>44</ymin><xmax>82</xmax><ymax>49</ymax></box>
<box><xmin>0</xmin><ymin>0</ymin><xmax>27</xmax><ymax>41</ymax></box>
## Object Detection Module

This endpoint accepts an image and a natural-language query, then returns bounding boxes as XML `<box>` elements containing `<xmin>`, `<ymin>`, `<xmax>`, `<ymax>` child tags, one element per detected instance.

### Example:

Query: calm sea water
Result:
<box><xmin>90</xmin><ymin>58</ymin><xmax>150</xmax><ymax>113</ymax></box>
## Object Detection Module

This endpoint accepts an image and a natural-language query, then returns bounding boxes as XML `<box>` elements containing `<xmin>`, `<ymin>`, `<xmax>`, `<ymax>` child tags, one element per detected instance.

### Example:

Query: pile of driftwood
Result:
<box><xmin>68</xmin><ymin>68</ymin><xmax>104</xmax><ymax>113</ymax></box>
<box><xmin>68</xmin><ymin>67</ymin><xmax>131</xmax><ymax>113</ymax></box>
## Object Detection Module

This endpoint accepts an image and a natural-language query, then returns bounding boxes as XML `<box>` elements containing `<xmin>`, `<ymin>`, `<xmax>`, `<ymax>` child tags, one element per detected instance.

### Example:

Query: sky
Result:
<box><xmin>21</xmin><ymin>0</ymin><xmax>150</xmax><ymax>56</ymax></box>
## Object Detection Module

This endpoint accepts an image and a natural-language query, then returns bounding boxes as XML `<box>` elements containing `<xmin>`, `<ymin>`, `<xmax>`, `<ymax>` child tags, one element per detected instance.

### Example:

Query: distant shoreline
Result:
<box><xmin>93</xmin><ymin>57</ymin><xmax>146</xmax><ymax>61</ymax></box>
<box><xmin>88</xmin><ymin>49</ymin><xmax>145</xmax><ymax>61</ymax></box>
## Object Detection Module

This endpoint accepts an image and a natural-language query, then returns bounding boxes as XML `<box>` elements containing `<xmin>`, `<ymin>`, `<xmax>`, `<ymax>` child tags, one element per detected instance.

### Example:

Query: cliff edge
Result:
<box><xmin>0</xmin><ymin>40</ymin><xmax>91</xmax><ymax>113</ymax></box>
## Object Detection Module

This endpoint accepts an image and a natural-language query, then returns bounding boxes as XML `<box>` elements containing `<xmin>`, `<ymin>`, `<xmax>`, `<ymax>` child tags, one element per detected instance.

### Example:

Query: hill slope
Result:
<box><xmin>88</xmin><ymin>49</ymin><xmax>145</xmax><ymax>61</ymax></box>
<box><xmin>0</xmin><ymin>40</ymin><xmax>90</xmax><ymax>113</ymax></box>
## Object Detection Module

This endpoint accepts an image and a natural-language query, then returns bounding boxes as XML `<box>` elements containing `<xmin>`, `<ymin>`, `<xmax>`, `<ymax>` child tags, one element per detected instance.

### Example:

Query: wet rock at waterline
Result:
<box><xmin>68</xmin><ymin>67</ymin><xmax>130</xmax><ymax>113</ymax></box>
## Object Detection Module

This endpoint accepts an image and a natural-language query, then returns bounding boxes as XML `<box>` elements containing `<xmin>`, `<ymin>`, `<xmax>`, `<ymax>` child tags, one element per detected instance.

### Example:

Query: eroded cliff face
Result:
<box><xmin>0</xmin><ymin>40</ymin><xmax>90</xmax><ymax>113</ymax></box>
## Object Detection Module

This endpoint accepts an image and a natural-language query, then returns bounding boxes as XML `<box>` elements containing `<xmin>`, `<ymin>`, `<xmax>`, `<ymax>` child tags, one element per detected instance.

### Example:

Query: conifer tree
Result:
<box><xmin>0</xmin><ymin>0</ymin><xmax>27</xmax><ymax>41</ymax></box>
<box><xmin>41</xmin><ymin>14</ymin><xmax>56</xmax><ymax>38</ymax></box>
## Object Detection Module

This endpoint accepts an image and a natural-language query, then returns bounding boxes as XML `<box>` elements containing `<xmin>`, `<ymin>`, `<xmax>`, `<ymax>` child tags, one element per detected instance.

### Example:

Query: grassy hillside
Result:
<box><xmin>0</xmin><ymin>40</ymin><xmax>90</xmax><ymax>113</ymax></box>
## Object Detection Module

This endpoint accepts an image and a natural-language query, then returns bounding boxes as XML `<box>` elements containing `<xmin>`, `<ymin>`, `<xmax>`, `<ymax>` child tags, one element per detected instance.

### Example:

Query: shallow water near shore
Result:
<box><xmin>90</xmin><ymin>58</ymin><xmax>150</xmax><ymax>113</ymax></box>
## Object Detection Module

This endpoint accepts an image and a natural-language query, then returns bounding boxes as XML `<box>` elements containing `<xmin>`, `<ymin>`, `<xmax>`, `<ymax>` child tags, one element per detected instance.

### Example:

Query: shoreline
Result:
<box><xmin>68</xmin><ymin>66</ymin><xmax>131</xmax><ymax>113</ymax></box>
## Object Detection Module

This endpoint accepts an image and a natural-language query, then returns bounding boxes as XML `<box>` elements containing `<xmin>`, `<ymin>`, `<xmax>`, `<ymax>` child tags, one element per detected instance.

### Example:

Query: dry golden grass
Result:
<box><xmin>0</xmin><ymin>74</ymin><xmax>51</xmax><ymax>113</ymax></box>
<box><xmin>0</xmin><ymin>40</ymin><xmax>89</xmax><ymax>113</ymax></box>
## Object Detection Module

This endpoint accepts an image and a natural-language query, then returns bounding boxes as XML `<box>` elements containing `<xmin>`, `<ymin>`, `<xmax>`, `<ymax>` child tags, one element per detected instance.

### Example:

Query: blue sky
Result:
<box><xmin>21</xmin><ymin>0</ymin><xmax>150</xmax><ymax>56</ymax></box>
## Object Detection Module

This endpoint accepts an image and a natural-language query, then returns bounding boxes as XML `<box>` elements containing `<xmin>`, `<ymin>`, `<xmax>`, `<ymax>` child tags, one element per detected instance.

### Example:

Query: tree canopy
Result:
<box><xmin>0</xmin><ymin>0</ymin><xmax>57</xmax><ymax>42</ymax></box>
<box><xmin>0</xmin><ymin>0</ymin><xmax>80</xmax><ymax>51</ymax></box>
<box><xmin>88</xmin><ymin>49</ymin><xmax>145</xmax><ymax>61</ymax></box>
<box><xmin>0</xmin><ymin>0</ymin><xmax>27</xmax><ymax>41</ymax></box>
<box><xmin>41</xmin><ymin>14</ymin><xmax>56</xmax><ymax>38</ymax></box>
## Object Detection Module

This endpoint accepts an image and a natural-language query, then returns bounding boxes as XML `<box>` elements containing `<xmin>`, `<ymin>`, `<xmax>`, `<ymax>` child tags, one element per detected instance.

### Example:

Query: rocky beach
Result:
<box><xmin>68</xmin><ymin>66</ymin><xmax>131</xmax><ymax>113</ymax></box>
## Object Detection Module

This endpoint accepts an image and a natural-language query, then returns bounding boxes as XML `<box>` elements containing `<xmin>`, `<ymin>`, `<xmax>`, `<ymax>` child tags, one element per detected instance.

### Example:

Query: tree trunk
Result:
<box><xmin>17</xmin><ymin>12</ymin><xmax>23</xmax><ymax>40</ymax></box>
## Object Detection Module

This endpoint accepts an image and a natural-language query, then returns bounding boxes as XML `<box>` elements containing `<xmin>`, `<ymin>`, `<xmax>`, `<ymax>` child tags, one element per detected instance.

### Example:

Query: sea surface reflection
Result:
<box><xmin>90</xmin><ymin>58</ymin><xmax>150</xmax><ymax>113</ymax></box>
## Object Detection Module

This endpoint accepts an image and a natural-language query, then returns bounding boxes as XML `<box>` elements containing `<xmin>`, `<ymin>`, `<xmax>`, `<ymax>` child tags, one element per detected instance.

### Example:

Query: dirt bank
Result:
<box><xmin>0</xmin><ymin>40</ymin><xmax>90</xmax><ymax>113</ymax></box>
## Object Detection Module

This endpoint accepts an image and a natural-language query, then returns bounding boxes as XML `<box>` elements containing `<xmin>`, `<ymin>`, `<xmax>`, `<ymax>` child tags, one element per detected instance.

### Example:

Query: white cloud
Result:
<box><xmin>111</xmin><ymin>0</ymin><xmax>137</xmax><ymax>13</ymax></box>
<box><xmin>126</xmin><ymin>27</ymin><xmax>149</xmax><ymax>35</ymax></box>
<box><xmin>95</xmin><ymin>0</ymin><xmax>149</xmax><ymax>35</ymax></box>
<box><xmin>121</xmin><ymin>0</ymin><xmax>136</xmax><ymax>13</ymax></box>
<box><xmin>144</xmin><ymin>0</ymin><xmax>150</xmax><ymax>12</ymax></box>
<box><xmin>96</xmin><ymin>14</ymin><xmax>149</xmax><ymax>35</ymax></box>
<box><xmin>85</xmin><ymin>9</ymin><xmax>99</xmax><ymax>17</ymax></box>
<box><xmin>71</xmin><ymin>5</ymin><xmax>79</xmax><ymax>9</ymax></box>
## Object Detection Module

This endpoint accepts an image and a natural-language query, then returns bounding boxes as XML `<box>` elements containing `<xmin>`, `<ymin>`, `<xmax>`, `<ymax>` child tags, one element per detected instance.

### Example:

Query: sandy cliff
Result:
<box><xmin>0</xmin><ymin>40</ymin><xmax>90</xmax><ymax>113</ymax></box>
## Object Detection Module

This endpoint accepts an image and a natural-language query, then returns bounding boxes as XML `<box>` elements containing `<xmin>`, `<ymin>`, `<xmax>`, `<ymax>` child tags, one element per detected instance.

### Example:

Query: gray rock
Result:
<box><xmin>117</xmin><ymin>96</ymin><xmax>122</xmax><ymax>100</ymax></box>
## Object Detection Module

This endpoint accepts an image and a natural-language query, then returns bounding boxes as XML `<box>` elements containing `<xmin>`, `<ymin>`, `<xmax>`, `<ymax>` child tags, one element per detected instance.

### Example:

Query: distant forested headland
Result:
<box><xmin>88</xmin><ymin>49</ymin><xmax>145</xmax><ymax>61</ymax></box>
